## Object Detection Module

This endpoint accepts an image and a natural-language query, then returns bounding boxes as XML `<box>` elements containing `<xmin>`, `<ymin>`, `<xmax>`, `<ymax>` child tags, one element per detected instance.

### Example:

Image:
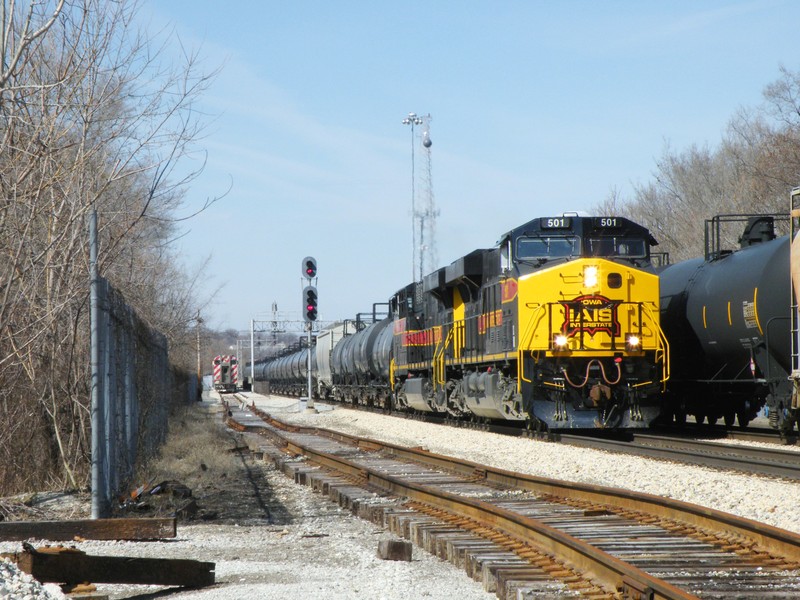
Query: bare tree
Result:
<box><xmin>0</xmin><ymin>0</ymin><xmax>220</xmax><ymax>491</ymax></box>
<box><xmin>595</xmin><ymin>67</ymin><xmax>800</xmax><ymax>262</ymax></box>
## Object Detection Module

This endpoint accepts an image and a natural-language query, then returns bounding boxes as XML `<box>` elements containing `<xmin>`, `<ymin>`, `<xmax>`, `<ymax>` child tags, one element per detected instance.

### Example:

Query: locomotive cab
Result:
<box><xmin>504</xmin><ymin>216</ymin><xmax>668</xmax><ymax>429</ymax></box>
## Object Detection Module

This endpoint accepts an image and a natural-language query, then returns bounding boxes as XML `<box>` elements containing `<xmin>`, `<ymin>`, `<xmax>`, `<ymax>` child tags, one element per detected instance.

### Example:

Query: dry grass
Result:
<box><xmin>129</xmin><ymin>403</ymin><xmax>278</xmax><ymax>523</ymax></box>
<box><xmin>135</xmin><ymin>404</ymin><xmax>243</xmax><ymax>491</ymax></box>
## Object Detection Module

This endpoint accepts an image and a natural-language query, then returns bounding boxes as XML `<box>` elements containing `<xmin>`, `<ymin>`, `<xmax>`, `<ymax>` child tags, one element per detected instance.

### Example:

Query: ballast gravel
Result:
<box><xmin>2</xmin><ymin>392</ymin><xmax>799</xmax><ymax>599</ymax></box>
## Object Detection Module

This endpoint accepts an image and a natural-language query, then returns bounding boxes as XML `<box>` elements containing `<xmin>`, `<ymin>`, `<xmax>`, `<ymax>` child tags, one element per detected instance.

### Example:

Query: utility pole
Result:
<box><xmin>90</xmin><ymin>208</ymin><xmax>109</xmax><ymax>518</ymax></box>
<box><xmin>195</xmin><ymin>311</ymin><xmax>203</xmax><ymax>389</ymax></box>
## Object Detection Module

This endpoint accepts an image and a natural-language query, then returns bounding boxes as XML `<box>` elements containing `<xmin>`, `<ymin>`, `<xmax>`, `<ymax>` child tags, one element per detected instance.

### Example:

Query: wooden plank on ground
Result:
<box><xmin>3</xmin><ymin>548</ymin><xmax>214</xmax><ymax>587</ymax></box>
<box><xmin>0</xmin><ymin>518</ymin><xmax>176</xmax><ymax>541</ymax></box>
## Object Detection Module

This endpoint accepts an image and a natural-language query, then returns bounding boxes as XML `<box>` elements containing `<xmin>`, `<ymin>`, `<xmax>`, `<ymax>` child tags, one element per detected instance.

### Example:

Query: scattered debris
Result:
<box><xmin>118</xmin><ymin>480</ymin><xmax>216</xmax><ymax>521</ymax></box>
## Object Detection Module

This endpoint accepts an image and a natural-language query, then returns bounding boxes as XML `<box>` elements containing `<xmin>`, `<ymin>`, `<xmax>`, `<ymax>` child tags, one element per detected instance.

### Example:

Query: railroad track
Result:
<box><xmin>224</xmin><ymin>400</ymin><xmax>800</xmax><ymax>599</ymax></box>
<box><xmin>554</xmin><ymin>432</ymin><xmax>800</xmax><ymax>481</ymax></box>
<box><xmin>295</xmin><ymin>399</ymin><xmax>800</xmax><ymax>481</ymax></box>
<box><xmin>652</xmin><ymin>422</ymin><xmax>798</xmax><ymax>446</ymax></box>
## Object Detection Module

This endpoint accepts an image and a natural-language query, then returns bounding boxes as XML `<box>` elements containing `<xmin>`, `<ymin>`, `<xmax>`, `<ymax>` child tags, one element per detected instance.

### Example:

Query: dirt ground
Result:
<box><xmin>0</xmin><ymin>402</ymin><xmax>285</xmax><ymax>526</ymax></box>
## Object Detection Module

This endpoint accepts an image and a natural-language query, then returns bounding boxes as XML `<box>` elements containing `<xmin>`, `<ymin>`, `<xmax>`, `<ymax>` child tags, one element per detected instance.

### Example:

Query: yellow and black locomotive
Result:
<box><xmin>255</xmin><ymin>214</ymin><xmax>669</xmax><ymax>430</ymax></box>
<box><xmin>390</xmin><ymin>215</ymin><xmax>669</xmax><ymax>429</ymax></box>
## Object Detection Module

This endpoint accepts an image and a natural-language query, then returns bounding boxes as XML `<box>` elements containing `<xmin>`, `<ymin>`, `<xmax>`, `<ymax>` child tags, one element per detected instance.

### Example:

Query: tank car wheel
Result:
<box><xmin>706</xmin><ymin>415</ymin><xmax>718</xmax><ymax>426</ymax></box>
<box><xmin>674</xmin><ymin>410</ymin><xmax>686</xmax><ymax>427</ymax></box>
<box><xmin>723</xmin><ymin>411</ymin><xmax>735</xmax><ymax>427</ymax></box>
<box><xmin>694</xmin><ymin>413</ymin><xmax>705</xmax><ymax>425</ymax></box>
<box><xmin>736</xmin><ymin>410</ymin><xmax>750</xmax><ymax>428</ymax></box>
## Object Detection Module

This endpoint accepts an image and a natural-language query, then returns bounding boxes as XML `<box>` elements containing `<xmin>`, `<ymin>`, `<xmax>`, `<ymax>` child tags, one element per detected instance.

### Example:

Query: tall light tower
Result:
<box><xmin>402</xmin><ymin>112</ymin><xmax>423</xmax><ymax>282</ymax></box>
<box><xmin>419</xmin><ymin>114</ymin><xmax>439</xmax><ymax>278</ymax></box>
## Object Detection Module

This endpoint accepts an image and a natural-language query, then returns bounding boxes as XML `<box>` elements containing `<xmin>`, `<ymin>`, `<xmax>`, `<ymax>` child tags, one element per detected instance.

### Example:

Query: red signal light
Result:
<box><xmin>303</xmin><ymin>286</ymin><xmax>318</xmax><ymax>322</ymax></box>
<box><xmin>302</xmin><ymin>256</ymin><xmax>317</xmax><ymax>280</ymax></box>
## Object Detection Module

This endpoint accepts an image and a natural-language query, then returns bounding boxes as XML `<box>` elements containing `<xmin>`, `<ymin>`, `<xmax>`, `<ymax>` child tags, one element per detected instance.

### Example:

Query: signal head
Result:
<box><xmin>303</xmin><ymin>285</ymin><xmax>318</xmax><ymax>322</ymax></box>
<box><xmin>302</xmin><ymin>256</ymin><xmax>317</xmax><ymax>280</ymax></box>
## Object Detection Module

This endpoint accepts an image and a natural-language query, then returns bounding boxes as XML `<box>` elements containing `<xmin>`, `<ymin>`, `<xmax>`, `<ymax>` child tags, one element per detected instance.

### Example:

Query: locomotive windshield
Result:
<box><xmin>517</xmin><ymin>236</ymin><xmax>580</xmax><ymax>259</ymax></box>
<box><xmin>587</xmin><ymin>237</ymin><xmax>647</xmax><ymax>258</ymax></box>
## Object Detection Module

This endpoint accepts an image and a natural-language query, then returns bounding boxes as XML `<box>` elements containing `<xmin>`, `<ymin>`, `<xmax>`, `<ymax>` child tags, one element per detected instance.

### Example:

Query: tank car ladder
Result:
<box><xmin>790</xmin><ymin>187</ymin><xmax>800</xmax><ymax>411</ymax></box>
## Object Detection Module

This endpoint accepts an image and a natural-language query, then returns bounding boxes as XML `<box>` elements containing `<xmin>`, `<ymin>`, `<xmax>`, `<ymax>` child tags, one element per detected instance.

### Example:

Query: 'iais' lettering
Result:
<box><xmin>559</xmin><ymin>295</ymin><xmax>621</xmax><ymax>337</ymax></box>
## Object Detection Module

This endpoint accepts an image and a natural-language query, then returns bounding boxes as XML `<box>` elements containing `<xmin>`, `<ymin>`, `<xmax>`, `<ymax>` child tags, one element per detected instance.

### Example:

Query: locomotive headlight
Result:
<box><xmin>583</xmin><ymin>265</ymin><xmax>599</xmax><ymax>288</ymax></box>
<box><xmin>625</xmin><ymin>333</ymin><xmax>641</xmax><ymax>351</ymax></box>
<box><xmin>552</xmin><ymin>333</ymin><xmax>570</xmax><ymax>350</ymax></box>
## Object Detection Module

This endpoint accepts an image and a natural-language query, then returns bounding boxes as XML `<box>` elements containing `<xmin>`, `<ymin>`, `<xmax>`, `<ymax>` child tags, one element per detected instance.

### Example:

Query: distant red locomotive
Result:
<box><xmin>212</xmin><ymin>355</ymin><xmax>238</xmax><ymax>393</ymax></box>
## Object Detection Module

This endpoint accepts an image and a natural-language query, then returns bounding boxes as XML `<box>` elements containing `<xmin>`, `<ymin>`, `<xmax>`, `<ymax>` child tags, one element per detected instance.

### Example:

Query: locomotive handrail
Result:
<box><xmin>518</xmin><ymin>303</ymin><xmax>548</xmax><ymax>385</ymax></box>
<box><xmin>530</xmin><ymin>299</ymin><xmax>665</xmax><ymax>354</ymax></box>
<box><xmin>520</xmin><ymin>302</ymin><xmax>548</xmax><ymax>350</ymax></box>
<box><xmin>640</xmin><ymin>301</ymin><xmax>670</xmax><ymax>386</ymax></box>
<box><xmin>432</xmin><ymin>325</ymin><xmax>454</xmax><ymax>390</ymax></box>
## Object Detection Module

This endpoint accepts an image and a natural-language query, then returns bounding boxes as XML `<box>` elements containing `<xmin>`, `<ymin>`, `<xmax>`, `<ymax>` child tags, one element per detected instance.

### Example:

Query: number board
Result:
<box><xmin>541</xmin><ymin>217</ymin><xmax>572</xmax><ymax>229</ymax></box>
<box><xmin>593</xmin><ymin>217</ymin><xmax>622</xmax><ymax>229</ymax></box>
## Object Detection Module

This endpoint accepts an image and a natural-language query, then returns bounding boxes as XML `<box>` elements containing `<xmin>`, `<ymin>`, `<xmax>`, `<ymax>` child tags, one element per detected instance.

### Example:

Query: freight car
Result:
<box><xmin>257</xmin><ymin>214</ymin><xmax>670</xmax><ymax>430</ymax></box>
<box><xmin>658</xmin><ymin>210</ymin><xmax>799</xmax><ymax>432</ymax></box>
<box><xmin>212</xmin><ymin>355</ymin><xmax>239</xmax><ymax>393</ymax></box>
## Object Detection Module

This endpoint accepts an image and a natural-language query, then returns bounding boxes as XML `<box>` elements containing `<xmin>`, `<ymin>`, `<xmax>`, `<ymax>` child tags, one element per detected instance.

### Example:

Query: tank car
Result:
<box><xmin>255</xmin><ymin>214</ymin><xmax>669</xmax><ymax>430</ymax></box>
<box><xmin>255</xmin><ymin>343</ymin><xmax>315</xmax><ymax>397</ymax></box>
<box><xmin>328</xmin><ymin>310</ymin><xmax>393</xmax><ymax>407</ymax></box>
<box><xmin>658</xmin><ymin>212</ymin><xmax>799</xmax><ymax>432</ymax></box>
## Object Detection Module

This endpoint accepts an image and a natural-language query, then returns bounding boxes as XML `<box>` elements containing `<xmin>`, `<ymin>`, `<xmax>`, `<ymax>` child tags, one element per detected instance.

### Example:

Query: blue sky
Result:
<box><xmin>142</xmin><ymin>1</ymin><xmax>798</xmax><ymax>333</ymax></box>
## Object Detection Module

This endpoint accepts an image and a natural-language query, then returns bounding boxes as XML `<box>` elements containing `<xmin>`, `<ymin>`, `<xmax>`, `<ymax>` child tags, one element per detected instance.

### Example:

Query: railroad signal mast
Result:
<box><xmin>302</xmin><ymin>256</ymin><xmax>318</xmax><ymax>324</ymax></box>
<box><xmin>301</xmin><ymin>256</ymin><xmax>318</xmax><ymax>411</ymax></box>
